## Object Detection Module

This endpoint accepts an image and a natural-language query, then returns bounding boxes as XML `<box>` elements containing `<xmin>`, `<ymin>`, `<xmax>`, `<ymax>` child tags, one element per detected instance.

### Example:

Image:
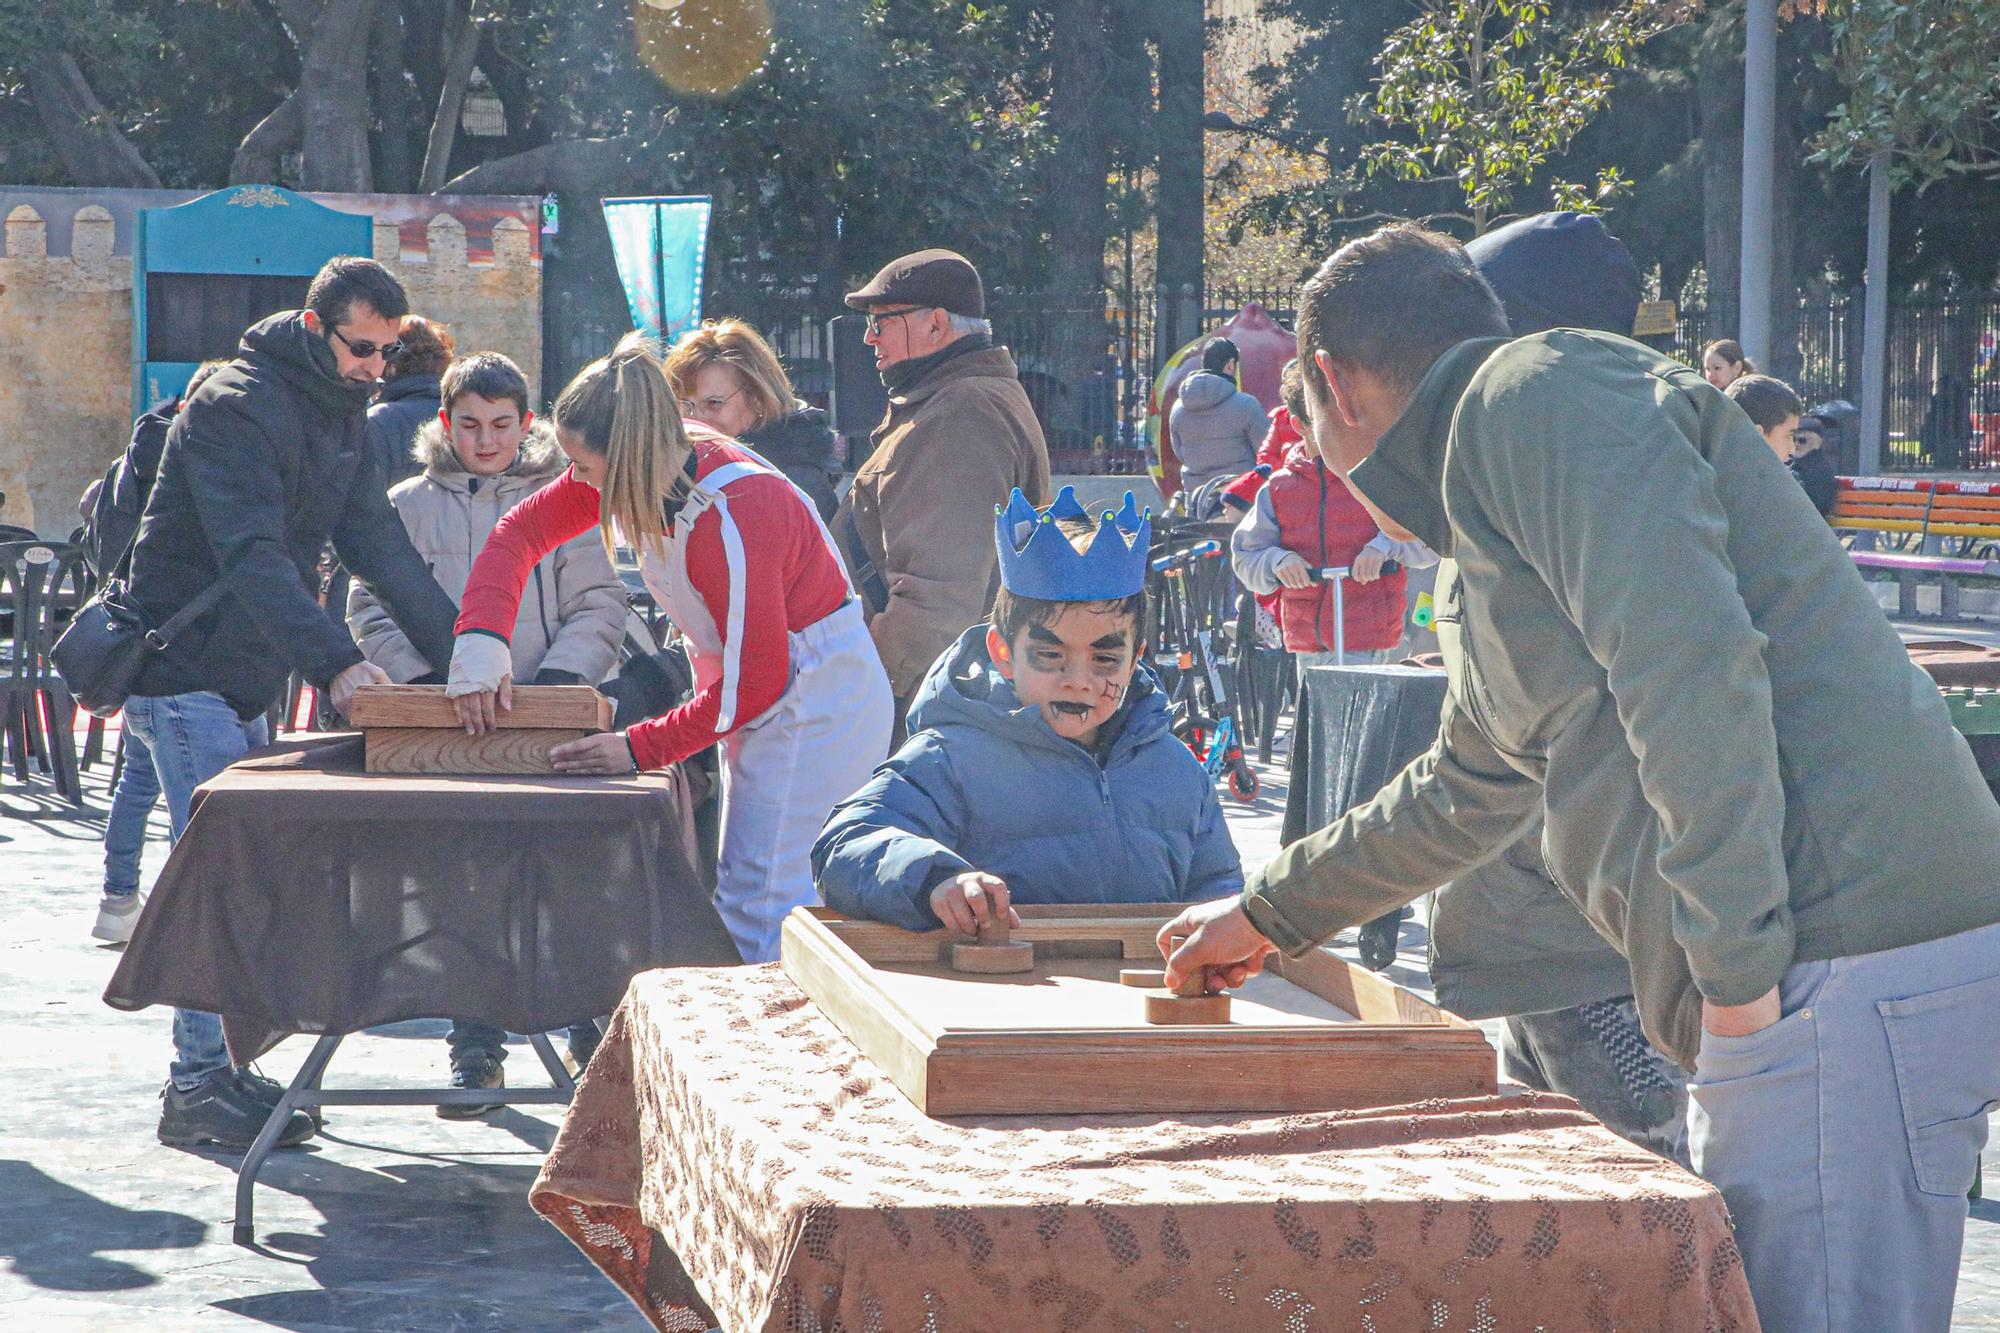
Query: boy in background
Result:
<box><xmin>1230</xmin><ymin>359</ymin><xmax>1436</xmax><ymax>668</ymax></box>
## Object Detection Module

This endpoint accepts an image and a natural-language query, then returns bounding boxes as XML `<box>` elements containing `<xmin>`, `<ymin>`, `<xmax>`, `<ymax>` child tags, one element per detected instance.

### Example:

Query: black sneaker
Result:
<box><xmin>234</xmin><ymin>1066</ymin><xmax>326</xmax><ymax>1131</ymax></box>
<box><xmin>436</xmin><ymin>1053</ymin><xmax>504</xmax><ymax>1120</ymax></box>
<box><xmin>158</xmin><ymin>1073</ymin><xmax>316</xmax><ymax>1150</ymax></box>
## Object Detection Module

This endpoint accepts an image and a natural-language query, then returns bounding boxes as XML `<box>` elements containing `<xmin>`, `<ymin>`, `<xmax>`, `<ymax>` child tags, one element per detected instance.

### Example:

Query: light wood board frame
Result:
<box><xmin>780</xmin><ymin>905</ymin><xmax>1496</xmax><ymax>1117</ymax></box>
<box><xmin>352</xmin><ymin>683</ymin><xmax>612</xmax><ymax>775</ymax></box>
<box><xmin>350</xmin><ymin>684</ymin><xmax>612</xmax><ymax>731</ymax></box>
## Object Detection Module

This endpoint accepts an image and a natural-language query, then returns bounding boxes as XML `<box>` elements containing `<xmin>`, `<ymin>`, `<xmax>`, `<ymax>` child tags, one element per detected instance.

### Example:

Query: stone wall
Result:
<box><xmin>0</xmin><ymin>199</ymin><xmax>540</xmax><ymax>535</ymax></box>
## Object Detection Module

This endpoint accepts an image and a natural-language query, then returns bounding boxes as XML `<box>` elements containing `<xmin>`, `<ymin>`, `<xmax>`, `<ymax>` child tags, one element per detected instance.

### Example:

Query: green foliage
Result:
<box><xmin>1812</xmin><ymin>0</ymin><xmax>2000</xmax><ymax>189</ymax></box>
<box><xmin>1355</xmin><ymin>0</ymin><xmax>1694</xmax><ymax>232</ymax></box>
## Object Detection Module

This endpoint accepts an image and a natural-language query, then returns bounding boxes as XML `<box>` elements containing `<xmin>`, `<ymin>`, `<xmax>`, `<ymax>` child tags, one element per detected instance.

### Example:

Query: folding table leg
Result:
<box><xmin>233</xmin><ymin>1032</ymin><xmax>341</xmax><ymax>1247</ymax></box>
<box><xmin>525</xmin><ymin>1032</ymin><xmax>578</xmax><ymax>1098</ymax></box>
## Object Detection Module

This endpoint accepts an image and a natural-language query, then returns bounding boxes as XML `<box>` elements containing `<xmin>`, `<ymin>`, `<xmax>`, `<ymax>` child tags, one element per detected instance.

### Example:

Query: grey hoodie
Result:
<box><xmin>346</xmin><ymin>419</ymin><xmax>626</xmax><ymax>685</ymax></box>
<box><xmin>1170</xmin><ymin>370</ymin><xmax>1267</xmax><ymax>496</ymax></box>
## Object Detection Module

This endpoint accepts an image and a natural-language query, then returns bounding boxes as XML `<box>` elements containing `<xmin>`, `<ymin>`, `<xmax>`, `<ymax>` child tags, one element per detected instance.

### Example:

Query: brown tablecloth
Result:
<box><xmin>532</xmin><ymin>964</ymin><xmax>1758</xmax><ymax>1333</ymax></box>
<box><xmin>104</xmin><ymin>736</ymin><xmax>738</xmax><ymax>1062</ymax></box>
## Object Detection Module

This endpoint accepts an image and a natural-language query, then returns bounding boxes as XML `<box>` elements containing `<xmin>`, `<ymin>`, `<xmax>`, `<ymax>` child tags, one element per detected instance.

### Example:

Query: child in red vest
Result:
<box><xmin>1230</xmin><ymin>363</ymin><xmax>1436</xmax><ymax>665</ymax></box>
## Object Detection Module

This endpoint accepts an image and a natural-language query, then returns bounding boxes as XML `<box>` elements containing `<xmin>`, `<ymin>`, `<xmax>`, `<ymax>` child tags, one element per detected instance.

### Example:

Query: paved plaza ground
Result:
<box><xmin>5</xmin><ymin>633</ymin><xmax>2000</xmax><ymax>1328</ymax></box>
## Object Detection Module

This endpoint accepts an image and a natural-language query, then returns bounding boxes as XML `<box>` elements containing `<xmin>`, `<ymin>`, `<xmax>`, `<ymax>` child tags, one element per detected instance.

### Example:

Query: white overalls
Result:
<box><xmin>641</xmin><ymin>456</ymin><xmax>893</xmax><ymax>961</ymax></box>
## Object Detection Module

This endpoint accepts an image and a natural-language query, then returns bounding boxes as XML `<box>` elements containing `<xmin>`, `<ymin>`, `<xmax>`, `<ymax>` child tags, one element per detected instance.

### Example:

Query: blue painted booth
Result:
<box><xmin>131</xmin><ymin>184</ymin><xmax>372</xmax><ymax>413</ymax></box>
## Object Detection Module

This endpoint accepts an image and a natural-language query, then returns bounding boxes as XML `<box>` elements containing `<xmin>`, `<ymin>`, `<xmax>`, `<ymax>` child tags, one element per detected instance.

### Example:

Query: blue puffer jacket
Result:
<box><xmin>813</xmin><ymin>625</ymin><xmax>1244</xmax><ymax>930</ymax></box>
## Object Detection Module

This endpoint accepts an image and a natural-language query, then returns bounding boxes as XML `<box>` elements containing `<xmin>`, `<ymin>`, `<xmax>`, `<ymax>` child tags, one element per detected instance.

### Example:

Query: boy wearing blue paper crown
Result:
<box><xmin>813</xmin><ymin>487</ymin><xmax>1243</xmax><ymax>933</ymax></box>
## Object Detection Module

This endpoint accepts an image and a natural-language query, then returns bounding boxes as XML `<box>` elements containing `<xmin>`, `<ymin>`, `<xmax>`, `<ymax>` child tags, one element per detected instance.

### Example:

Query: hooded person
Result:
<box><xmin>347</xmin><ymin>350</ymin><xmax>626</xmax><ymax>1107</ymax></box>
<box><xmin>1169</xmin><ymin>337</ymin><xmax>1269</xmax><ymax>500</ymax></box>
<box><xmin>814</xmin><ymin>486</ymin><xmax>1243</xmax><ymax>933</ymax></box>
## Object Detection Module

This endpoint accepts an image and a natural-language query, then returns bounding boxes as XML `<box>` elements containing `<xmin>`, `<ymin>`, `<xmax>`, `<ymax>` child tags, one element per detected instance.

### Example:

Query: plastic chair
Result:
<box><xmin>0</xmin><ymin>540</ymin><xmax>89</xmax><ymax>804</ymax></box>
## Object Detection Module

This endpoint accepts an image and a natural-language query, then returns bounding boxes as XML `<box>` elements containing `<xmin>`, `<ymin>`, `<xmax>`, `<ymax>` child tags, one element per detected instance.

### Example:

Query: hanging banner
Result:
<box><xmin>601</xmin><ymin>195</ymin><xmax>712</xmax><ymax>343</ymax></box>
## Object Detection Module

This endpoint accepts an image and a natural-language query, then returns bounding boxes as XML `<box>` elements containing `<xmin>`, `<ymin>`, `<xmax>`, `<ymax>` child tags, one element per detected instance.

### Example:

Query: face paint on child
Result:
<box><xmin>988</xmin><ymin>602</ymin><xmax>1141</xmax><ymax>749</ymax></box>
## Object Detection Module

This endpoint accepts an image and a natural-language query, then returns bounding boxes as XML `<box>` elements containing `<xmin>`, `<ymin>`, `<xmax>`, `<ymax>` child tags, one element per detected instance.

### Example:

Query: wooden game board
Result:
<box><xmin>350</xmin><ymin>684</ymin><xmax>613</xmax><ymax>775</ymax></box>
<box><xmin>780</xmin><ymin>905</ymin><xmax>1496</xmax><ymax>1116</ymax></box>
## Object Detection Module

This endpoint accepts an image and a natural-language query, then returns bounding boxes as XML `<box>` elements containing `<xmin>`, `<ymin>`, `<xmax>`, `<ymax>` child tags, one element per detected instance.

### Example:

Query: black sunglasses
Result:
<box><xmin>327</xmin><ymin>325</ymin><xmax>404</xmax><ymax>362</ymax></box>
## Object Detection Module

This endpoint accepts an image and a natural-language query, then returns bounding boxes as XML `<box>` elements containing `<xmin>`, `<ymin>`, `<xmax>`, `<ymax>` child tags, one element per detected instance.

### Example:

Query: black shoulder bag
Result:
<box><xmin>52</xmin><ymin>525</ymin><xmax>229</xmax><ymax>719</ymax></box>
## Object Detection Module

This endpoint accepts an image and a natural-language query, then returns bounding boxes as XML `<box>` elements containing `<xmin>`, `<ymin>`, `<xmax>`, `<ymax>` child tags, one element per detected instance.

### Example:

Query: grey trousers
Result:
<box><xmin>1690</xmin><ymin>919</ymin><xmax>2000</xmax><ymax>1333</ymax></box>
<box><xmin>1502</xmin><ymin>997</ymin><xmax>1689</xmax><ymax>1167</ymax></box>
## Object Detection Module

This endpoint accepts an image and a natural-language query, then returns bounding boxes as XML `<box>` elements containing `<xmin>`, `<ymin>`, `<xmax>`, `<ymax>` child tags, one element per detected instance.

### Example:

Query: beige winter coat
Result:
<box><xmin>347</xmin><ymin>419</ymin><xmax>626</xmax><ymax>684</ymax></box>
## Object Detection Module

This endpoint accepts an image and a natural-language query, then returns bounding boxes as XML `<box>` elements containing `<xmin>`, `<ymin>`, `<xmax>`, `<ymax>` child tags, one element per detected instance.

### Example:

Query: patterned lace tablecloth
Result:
<box><xmin>532</xmin><ymin>964</ymin><xmax>1757</xmax><ymax>1333</ymax></box>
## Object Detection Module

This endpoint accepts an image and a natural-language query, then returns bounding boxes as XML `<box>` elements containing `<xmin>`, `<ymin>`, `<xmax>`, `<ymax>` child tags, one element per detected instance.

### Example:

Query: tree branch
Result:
<box><xmin>436</xmin><ymin>134</ymin><xmax>649</xmax><ymax>196</ymax></box>
<box><xmin>418</xmin><ymin>0</ymin><xmax>481</xmax><ymax>193</ymax></box>
<box><xmin>25</xmin><ymin>50</ymin><xmax>162</xmax><ymax>189</ymax></box>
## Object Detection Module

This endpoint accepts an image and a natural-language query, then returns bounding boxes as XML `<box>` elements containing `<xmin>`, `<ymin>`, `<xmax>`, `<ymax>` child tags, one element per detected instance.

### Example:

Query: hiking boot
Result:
<box><xmin>235</xmin><ymin>1066</ymin><xmax>325</xmax><ymax>1131</ymax></box>
<box><xmin>92</xmin><ymin>892</ymin><xmax>142</xmax><ymax>946</ymax></box>
<box><xmin>436</xmin><ymin>1053</ymin><xmax>504</xmax><ymax>1120</ymax></box>
<box><xmin>158</xmin><ymin>1072</ymin><xmax>315</xmax><ymax>1150</ymax></box>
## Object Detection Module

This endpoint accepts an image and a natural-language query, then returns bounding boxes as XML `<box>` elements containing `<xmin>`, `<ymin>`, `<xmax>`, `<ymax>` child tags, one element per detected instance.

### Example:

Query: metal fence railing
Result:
<box><xmin>585</xmin><ymin>269</ymin><xmax>2000</xmax><ymax>478</ymax></box>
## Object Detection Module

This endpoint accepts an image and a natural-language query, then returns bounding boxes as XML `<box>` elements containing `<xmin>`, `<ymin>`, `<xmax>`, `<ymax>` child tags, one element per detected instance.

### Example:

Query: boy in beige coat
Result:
<box><xmin>347</xmin><ymin>351</ymin><xmax>625</xmax><ymax>1106</ymax></box>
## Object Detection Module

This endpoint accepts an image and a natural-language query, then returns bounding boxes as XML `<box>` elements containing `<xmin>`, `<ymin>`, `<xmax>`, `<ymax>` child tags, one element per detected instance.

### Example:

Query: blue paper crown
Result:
<box><xmin>994</xmin><ymin>485</ymin><xmax>1151</xmax><ymax>601</ymax></box>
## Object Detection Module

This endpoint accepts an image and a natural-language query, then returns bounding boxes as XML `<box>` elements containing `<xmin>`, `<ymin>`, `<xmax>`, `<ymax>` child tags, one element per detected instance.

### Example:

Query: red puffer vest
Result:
<box><xmin>1265</xmin><ymin>446</ymin><xmax>1407</xmax><ymax>654</ymax></box>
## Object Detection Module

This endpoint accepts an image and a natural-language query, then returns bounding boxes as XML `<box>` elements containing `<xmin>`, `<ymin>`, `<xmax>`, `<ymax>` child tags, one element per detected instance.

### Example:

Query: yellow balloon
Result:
<box><xmin>634</xmin><ymin>0</ymin><xmax>772</xmax><ymax>97</ymax></box>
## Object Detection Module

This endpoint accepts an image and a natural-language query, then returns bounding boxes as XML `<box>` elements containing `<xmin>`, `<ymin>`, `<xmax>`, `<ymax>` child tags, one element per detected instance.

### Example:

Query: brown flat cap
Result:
<box><xmin>844</xmin><ymin>248</ymin><xmax>985</xmax><ymax>317</ymax></box>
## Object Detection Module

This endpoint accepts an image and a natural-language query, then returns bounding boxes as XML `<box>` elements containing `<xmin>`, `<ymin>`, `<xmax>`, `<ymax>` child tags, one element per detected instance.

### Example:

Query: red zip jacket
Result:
<box><xmin>457</xmin><ymin>437</ymin><xmax>850</xmax><ymax>769</ymax></box>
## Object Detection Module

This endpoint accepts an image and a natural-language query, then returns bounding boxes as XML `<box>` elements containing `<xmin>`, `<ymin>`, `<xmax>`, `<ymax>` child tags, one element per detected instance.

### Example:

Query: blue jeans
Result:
<box><xmin>121</xmin><ymin>692</ymin><xmax>269</xmax><ymax>1092</ymax></box>
<box><xmin>102</xmin><ymin>729</ymin><xmax>162</xmax><ymax>898</ymax></box>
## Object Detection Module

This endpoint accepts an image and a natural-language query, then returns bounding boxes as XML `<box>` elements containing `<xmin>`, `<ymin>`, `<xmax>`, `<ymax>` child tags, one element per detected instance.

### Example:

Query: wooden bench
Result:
<box><xmin>1832</xmin><ymin>477</ymin><xmax>2000</xmax><ymax>618</ymax></box>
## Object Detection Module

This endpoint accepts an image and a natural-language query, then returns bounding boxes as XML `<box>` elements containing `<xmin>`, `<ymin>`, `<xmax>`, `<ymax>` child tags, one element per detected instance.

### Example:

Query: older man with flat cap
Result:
<box><xmin>835</xmin><ymin>249</ymin><xmax>1051</xmax><ymax>736</ymax></box>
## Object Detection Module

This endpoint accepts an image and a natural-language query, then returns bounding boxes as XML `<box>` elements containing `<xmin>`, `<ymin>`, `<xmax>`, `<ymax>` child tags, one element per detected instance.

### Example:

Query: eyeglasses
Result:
<box><xmin>864</xmin><ymin>306</ymin><xmax>930</xmax><ymax>335</ymax></box>
<box><xmin>680</xmin><ymin>387</ymin><xmax>744</xmax><ymax>418</ymax></box>
<box><xmin>327</xmin><ymin>325</ymin><xmax>404</xmax><ymax>362</ymax></box>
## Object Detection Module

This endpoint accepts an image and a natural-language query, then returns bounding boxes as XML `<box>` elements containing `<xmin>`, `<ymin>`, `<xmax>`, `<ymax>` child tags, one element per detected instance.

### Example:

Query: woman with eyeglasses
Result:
<box><xmin>444</xmin><ymin>332</ymin><xmax>893</xmax><ymax>963</ymax></box>
<box><xmin>663</xmin><ymin>318</ymin><xmax>842</xmax><ymax>519</ymax></box>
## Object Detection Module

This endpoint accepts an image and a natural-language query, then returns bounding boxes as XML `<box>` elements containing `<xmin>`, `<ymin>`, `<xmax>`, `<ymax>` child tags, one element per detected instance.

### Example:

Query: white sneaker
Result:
<box><xmin>92</xmin><ymin>893</ymin><xmax>142</xmax><ymax>946</ymax></box>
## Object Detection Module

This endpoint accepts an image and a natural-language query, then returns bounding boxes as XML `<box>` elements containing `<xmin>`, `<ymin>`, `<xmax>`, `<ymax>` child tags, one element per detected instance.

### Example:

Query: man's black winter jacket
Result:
<box><xmin>128</xmin><ymin>312</ymin><xmax>460</xmax><ymax>719</ymax></box>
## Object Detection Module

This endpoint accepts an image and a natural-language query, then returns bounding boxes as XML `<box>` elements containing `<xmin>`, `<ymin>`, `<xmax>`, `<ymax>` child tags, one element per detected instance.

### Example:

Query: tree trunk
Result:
<box><xmin>232</xmin><ymin>89</ymin><xmax>303</xmax><ymax>184</ymax></box>
<box><xmin>372</xmin><ymin>0</ymin><xmax>418</xmax><ymax>192</ymax></box>
<box><xmin>419</xmin><ymin>2</ymin><xmax>482</xmax><ymax>193</ymax></box>
<box><xmin>230</xmin><ymin>0</ymin><xmax>316</xmax><ymax>185</ymax></box>
<box><xmin>1153</xmin><ymin>0</ymin><xmax>1205</xmax><ymax>361</ymax></box>
<box><xmin>1764</xmin><ymin>68</ymin><xmax>1801</xmax><ymax>386</ymax></box>
<box><xmin>1696</xmin><ymin>14</ymin><xmax>1742</xmax><ymax>339</ymax></box>
<box><xmin>1043</xmin><ymin>0</ymin><xmax>1116</xmax><ymax>444</ymax></box>
<box><xmin>299</xmin><ymin>0</ymin><xmax>380</xmax><ymax>191</ymax></box>
<box><xmin>25</xmin><ymin>51</ymin><xmax>162</xmax><ymax>189</ymax></box>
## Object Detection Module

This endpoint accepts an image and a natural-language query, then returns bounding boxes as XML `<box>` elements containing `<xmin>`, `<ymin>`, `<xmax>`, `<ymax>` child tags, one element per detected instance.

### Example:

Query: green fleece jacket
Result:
<box><xmin>1244</xmin><ymin>330</ymin><xmax>2000</xmax><ymax>1068</ymax></box>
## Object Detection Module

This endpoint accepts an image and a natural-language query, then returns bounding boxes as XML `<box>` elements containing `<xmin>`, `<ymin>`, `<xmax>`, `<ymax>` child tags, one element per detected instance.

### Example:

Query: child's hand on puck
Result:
<box><xmin>930</xmin><ymin>871</ymin><xmax>1021</xmax><ymax>936</ymax></box>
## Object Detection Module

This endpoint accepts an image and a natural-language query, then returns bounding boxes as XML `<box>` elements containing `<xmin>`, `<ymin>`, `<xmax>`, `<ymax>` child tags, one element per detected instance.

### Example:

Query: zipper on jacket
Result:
<box><xmin>1314</xmin><ymin>466</ymin><xmax>1328</xmax><ymax>650</ymax></box>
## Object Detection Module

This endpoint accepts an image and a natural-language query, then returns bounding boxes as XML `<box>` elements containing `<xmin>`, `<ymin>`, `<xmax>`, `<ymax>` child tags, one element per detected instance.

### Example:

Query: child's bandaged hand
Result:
<box><xmin>930</xmin><ymin>872</ymin><xmax>1021</xmax><ymax>936</ymax></box>
<box><xmin>1273</xmin><ymin>552</ymin><xmax>1315</xmax><ymax>589</ymax></box>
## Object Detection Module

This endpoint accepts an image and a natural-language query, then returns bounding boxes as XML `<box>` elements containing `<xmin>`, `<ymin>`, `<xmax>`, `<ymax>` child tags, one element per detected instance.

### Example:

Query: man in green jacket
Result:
<box><xmin>1162</xmin><ymin>223</ymin><xmax>2000</xmax><ymax>1332</ymax></box>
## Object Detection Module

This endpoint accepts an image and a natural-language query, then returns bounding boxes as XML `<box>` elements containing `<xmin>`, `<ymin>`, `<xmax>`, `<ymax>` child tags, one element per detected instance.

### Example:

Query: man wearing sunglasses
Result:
<box><xmin>833</xmin><ymin>248</ymin><xmax>1050</xmax><ymax>740</ymax></box>
<box><xmin>123</xmin><ymin>255</ymin><xmax>461</xmax><ymax>1153</ymax></box>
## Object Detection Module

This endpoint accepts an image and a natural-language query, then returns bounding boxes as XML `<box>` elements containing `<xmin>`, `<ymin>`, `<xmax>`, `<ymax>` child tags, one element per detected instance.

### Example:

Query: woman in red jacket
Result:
<box><xmin>445</xmin><ymin>334</ymin><xmax>893</xmax><ymax>961</ymax></box>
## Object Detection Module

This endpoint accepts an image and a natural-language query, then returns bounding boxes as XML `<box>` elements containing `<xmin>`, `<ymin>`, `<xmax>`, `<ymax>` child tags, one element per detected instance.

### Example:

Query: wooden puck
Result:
<box><xmin>1143</xmin><ymin>991</ymin><xmax>1232</xmax><ymax>1025</ymax></box>
<box><xmin>950</xmin><ymin>941</ymin><xmax>1036</xmax><ymax>974</ymax></box>
<box><xmin>1119</xmin><ymin>968</ymin><xmax>1166</xmax><ymax>988</ymax></box>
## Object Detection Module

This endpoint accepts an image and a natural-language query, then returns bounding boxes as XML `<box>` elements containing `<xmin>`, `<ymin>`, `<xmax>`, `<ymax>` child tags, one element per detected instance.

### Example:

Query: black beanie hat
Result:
<box><xmin>1464</xmin><ymin>211</ymin><xmax>1642</xmax><ymax>338</ymax></box>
